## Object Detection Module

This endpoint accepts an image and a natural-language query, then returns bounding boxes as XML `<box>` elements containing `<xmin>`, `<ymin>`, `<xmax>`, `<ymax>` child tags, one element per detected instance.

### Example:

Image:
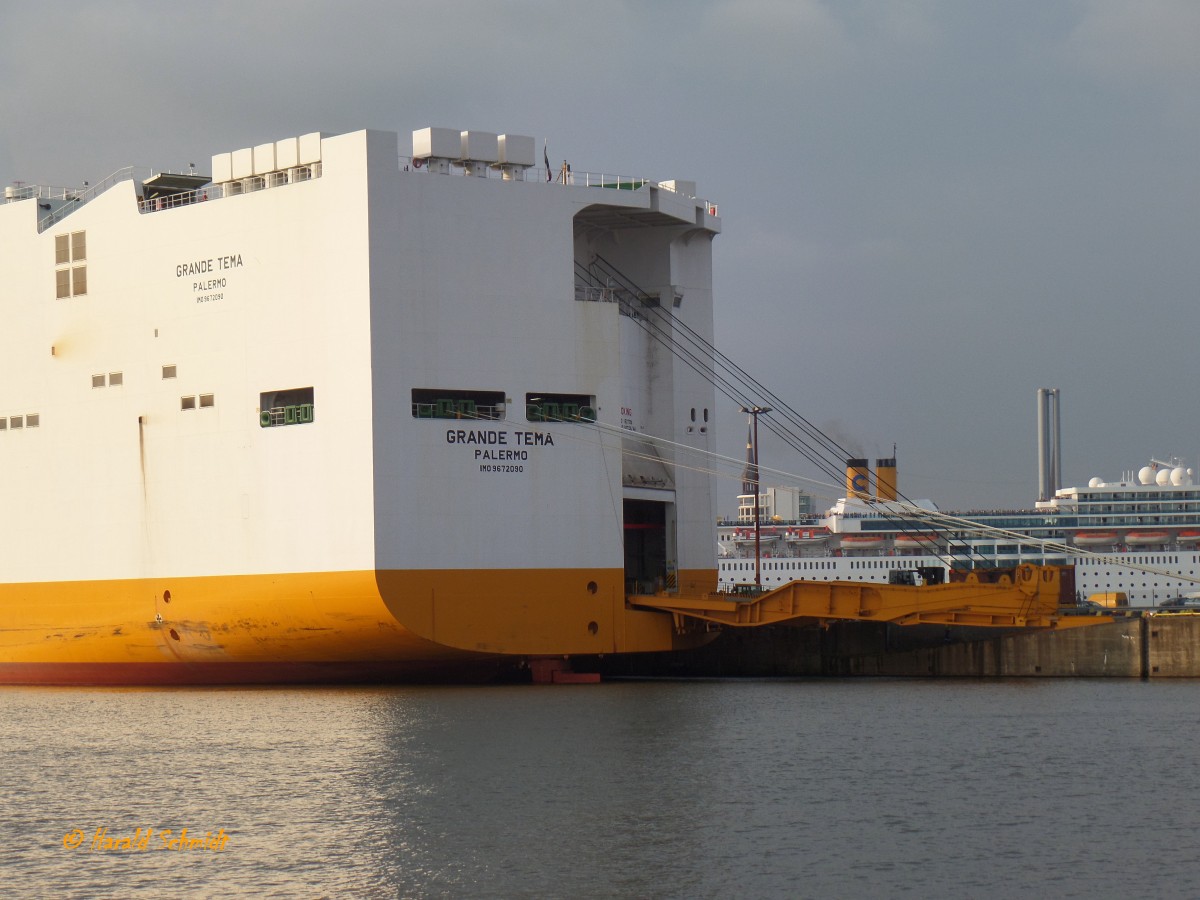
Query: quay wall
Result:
<box><xmin>593</xmin><ymin>616</ymin><xmax>1200</xmax><ymax>679</ymax></box>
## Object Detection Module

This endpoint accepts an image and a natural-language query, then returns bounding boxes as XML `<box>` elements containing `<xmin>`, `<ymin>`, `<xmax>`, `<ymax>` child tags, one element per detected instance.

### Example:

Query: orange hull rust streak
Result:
<box><xmin>0</xmin><ymin>567</ymin><xmax>718</xmax><ymax>685</ymax></box>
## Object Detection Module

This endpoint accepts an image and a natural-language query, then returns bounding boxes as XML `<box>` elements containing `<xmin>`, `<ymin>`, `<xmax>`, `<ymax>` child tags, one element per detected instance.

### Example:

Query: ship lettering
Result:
<box><xmin>193</xmin><ymin>278</ymin><xmax>226</xmax><ymax>291</ymax></box>
<box><xmin>218</xmin><ymin>254</ymin><xmax>243</xmax><ymax>270</ymax></box>
<box><xmin>447</xmin><ymin>429</ymin><xmax>507</xmax><ymax>445</ymax></box>
<box><xmin>177</xmin><ymin>259</ymin><xmax>213</xmax><ymax>277</ymax></box>
<box><xmin>475</xmin><ymin>449</ymin><xmax>528</xmax><ymax>460</ymax></box>
<box><xmin>515</xmin><ymin>432</ymin><xmax>554</xmax><ymax>446</ymax></box>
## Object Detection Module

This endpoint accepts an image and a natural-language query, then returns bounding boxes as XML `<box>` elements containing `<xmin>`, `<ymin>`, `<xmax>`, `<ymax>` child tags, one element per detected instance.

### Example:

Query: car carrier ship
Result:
<box><xmin>0</xmin><ymin>126</ymin><xmax>726</xmax><ymax>683</ymax></box>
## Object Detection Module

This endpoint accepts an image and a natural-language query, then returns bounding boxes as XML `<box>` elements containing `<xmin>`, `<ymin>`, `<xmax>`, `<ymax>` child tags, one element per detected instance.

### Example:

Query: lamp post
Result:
<box><xmin>740</xmin><ymin>405</ymin><xmax>771</xmax><ymax>588</ymax></box>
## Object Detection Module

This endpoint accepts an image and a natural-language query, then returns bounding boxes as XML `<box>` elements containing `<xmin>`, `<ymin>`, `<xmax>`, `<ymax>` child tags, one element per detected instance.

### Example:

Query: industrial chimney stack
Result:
<box><xmin>1036</xmin><ymin>388</ymin><xmax>1061</xmax><ymax>502</ymax></box>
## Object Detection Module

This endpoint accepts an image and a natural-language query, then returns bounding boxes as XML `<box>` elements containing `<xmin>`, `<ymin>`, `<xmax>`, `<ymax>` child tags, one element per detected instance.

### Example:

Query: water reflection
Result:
<box><xmin>2</xmin><ymin>680</ymin><xmax>1198</xmax><ymax>897</ymax></box>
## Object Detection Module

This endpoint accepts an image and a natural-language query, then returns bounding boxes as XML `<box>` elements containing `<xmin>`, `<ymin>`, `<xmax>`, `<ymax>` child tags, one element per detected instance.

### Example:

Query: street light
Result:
<box><xmin>740</xmin><ymin>405</ymin><xmax>772</xmax><ymax>587</ymax></box>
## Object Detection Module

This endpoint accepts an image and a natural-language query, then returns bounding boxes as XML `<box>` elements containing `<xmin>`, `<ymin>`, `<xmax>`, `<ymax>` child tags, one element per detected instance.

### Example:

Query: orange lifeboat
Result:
<box><xmin>1178</xmin><ymin>530</ymin><xmax>1200</xmax><ymax>543</ymax></box>
<box><xmin>893</xmin><ymin>533</ymin><xmax>940</xmax><ymax>550</ymax></box>
<box><xmin>733</xmin><ymin>527</ymin><xmax>779</xmax><ymax>545</ymax></box>
<box><xmin>1072</xmin><ymin>531</ymin><xmax>1119</xmax><ymax>546</ymax></box>
<box><xmin>1124</xmin><ymin>530</ymin><xmax>1171</xmax><ymax>546</ymax></box>
<box><xmin>786</xmin><ymin>527</ymin><xmax>829</xmax><ymax>544</ymax></box>
<box><xmin>840</xmin><ymin>534</ymin><xmax>887</xmax><ymax>550</ymax></box>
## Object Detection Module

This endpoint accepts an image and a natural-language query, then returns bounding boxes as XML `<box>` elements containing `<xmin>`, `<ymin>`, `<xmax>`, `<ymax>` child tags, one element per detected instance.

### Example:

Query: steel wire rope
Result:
<box><xmin>583</xmin><ymin>258</ymin><xmax>982</xmax><ymax>570</ymax></box>
<box><xmin>577</xmin><ymin>260</ymin><xmax>851</xmax><ymax>486</ymax></box>
<box><xmin>588</xmin><ymin>255</ymin><xmax>853</xmax><ymax>464</ymax></box>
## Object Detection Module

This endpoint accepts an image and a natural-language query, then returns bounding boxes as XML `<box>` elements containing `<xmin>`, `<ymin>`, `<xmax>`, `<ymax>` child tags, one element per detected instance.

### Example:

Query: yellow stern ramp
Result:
<box><xmin>632</xmin><ymin>565</ymin><xmax>1112</xmax><ymax>631</ymax></box>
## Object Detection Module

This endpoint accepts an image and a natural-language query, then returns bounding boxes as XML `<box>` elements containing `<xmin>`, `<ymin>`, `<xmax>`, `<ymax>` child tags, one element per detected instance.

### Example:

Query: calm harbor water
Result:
<box><xmin>3</xmin><ymin>678</ymin><xmax>1198</xmax><ymax>898</ymax></box>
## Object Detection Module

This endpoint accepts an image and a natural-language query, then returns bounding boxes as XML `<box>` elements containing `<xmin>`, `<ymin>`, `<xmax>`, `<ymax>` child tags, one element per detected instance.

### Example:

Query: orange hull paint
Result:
<box><xmin>0</xmin><ymin>567</ymin><xmax>718</xmax><ymax>684</ymax></box>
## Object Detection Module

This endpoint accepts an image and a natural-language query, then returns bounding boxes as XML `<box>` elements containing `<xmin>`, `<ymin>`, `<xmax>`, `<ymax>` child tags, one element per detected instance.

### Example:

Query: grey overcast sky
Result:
<box><xmin>2</xmin><ymin>1</ymin><xmax>1197</xmax><ymax>511</ymax></box>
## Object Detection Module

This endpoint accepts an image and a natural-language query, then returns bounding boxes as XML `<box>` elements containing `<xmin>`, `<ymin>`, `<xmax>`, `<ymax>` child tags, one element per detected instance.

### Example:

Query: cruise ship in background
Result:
<box><xmin>719</xmin><ymin>390</ymin><xmax>1200</xmax><ymax>605</ymax></box>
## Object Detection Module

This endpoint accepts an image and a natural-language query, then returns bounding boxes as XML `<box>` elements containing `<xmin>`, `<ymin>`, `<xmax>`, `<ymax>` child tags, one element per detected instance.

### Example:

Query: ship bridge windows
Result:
<box><xmin>54</xmin><ymin>230</ymin><xmax>87</xmax><ymax>298</ymax></box>
<box><xmin>526</xmin><ymin>393</ymin><xmax>596</xmax><ymax>422</ymax></box>
<box><xmin>412</xmin><ymin>388</ymin><xmax>505</xmax><ymax>420</ymax></box>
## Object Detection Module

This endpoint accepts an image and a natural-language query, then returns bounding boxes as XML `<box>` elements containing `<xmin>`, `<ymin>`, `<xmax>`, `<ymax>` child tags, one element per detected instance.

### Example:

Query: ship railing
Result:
<box><xmin>574</xmin><ymin>286</ymin><xmax>634</xmax><ymax>304</ymax></box>
<box><xmin>5</xmin><ymin>182</ymin><xmax>87</xmax><ymax>204</ymax></box>
<box><xmin>27</xmin><ymin>166</ymin><xmax>223</xmax><ymax>232</ymax></box>
<box><xmin>137</xmin><ymin>164</ymin><xmax>324</xmax><ymax>214</ymax></box>
<box><xmin>30</xmin><ymin>166</ymin><xmax>142</xmax><ymax>232</ymax></box>
<box><xmin>28</xmin><ymin>161</ymin><xmax>332</xmax><ymax>231</ymax></box>
<box><xmin>410</xmin><ymin>402</ymin><xmax>505</xmax><ymax>421</ymax></box>
<box><xmin>398</xmin><ymin>156</ymin><xmax>718</xmax><ymax>215</ymax></box>
<box><xmin>627</xmin><ymin>577</ymin><xmax>677</xmax><ymax>596</ymax></box>
<box><xmin>137</xmin><ymin>188</ymin><xmax>216</xmax><ymax>213</ymax></box>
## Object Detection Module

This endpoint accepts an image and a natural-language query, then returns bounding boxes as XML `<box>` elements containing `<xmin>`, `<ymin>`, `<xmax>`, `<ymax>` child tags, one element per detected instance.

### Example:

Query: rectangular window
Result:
<box><xmin>92</xmin><ymin>374</ymin><xmax>105</xmax><ymax>388</ymax></box>
<box><xmin>411</xmin><ymin>388</ymin><xmax>505</xmax><ymax>420</ymax></box>
<box><xmin>260</xmin><ymin>386</ymin><xmax>314</xmax><ymax>427</ymax></box>
<box><xmin>108</xmin><ymin>372</ymin><xmax>123</xmax><ymax>387</ymax></box>
<box><xmin>525</xmin><ymin>392</ymin><xmax>596</xmax><ymax>422</ymax></box>
<box><xmin>10</xmin><ymin>416</ymin><xmax>22</xmax><ymax>430</ymax></box>
<box><xmin>162</xmin><ymin>365</ymin><xmax>177</xmax><ymax>379</ymax></box>
<box><xmin>199</xmin><ymin>394</ymin><xmax>214</xmax><ymax>408</ymax></box>
<box><xmin>26</xmin><ymin>414</ymin><xmax>39</xmax><ymax>427</ymax></box>
<box><xmin>0</xmin><ymin>419</ymin><xmax>6</xmax><ymax>431</ymax></box>
<box><xmin>54</xmin><ymin>231</ymin><xmax>87</xmax><ymax>299</ymax></box>
<box><xmin>181</xmin><ymin>396</ymin><xmax>196</xmax><ymax>410</ymax></box>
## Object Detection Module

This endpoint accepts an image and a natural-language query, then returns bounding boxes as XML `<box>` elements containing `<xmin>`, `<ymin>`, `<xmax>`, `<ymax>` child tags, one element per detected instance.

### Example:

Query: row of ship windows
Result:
<box><xmin>0</xmin><ymin>415</ymin><xmax>40</xmax><ymax>431</ymax></box>
<box><xmin>6</xmin><ymin>387</ymin><xmax>309</xmax><ymax>431</ymax></box>
<box><xmin>724</xmin><ymin>554</ymin><xmax>1189</xmax><ymax>569</ymax></box>
<box><xmin>411</xmin><ymin>389</ymin><xmax>595</xmax><ymax>423</ymax></box>
<box><xmin>1082</xmin><ymin>517</ymin><xmax>1200</xmax><ymax>524</ymax></box>
<box><xmin>723</xmin><ymin>561</ymin><xmax>838</xmax><ymax>570</ymax></box>
<box><xmin>727</xmin><ymin>573</ymin><xmax>1200</xmax><ymax>591</ymax></box>
<box><xmin>6</xmin><ymin>382</ymin><xmax>310</xmax><ymax>435</ymax></box>
<box><xmin>0</xmin><ymin>398</ymin><xmax>211</xmax><ymax>426</ymax></box>
<box><xmin>1093</xmin><ymin>579</ymin><xmax>1195</xmax><ymax>588</ymax></box>
<box><xmin>1083</xmin><ymin>505</ymin><xmax>1200</xmax><ymax>512</ymax></box>
<box><xmin>90</xmin><ymin>365</ymin><xmax>211</xmax><ymax>408</ymax></box>
<box><xmin>1083</xmin><ymin>494</ymin><xmax>1200</xmax><ymax>502</ymax></box>
<box><xmin>93</xmin><ymin>366</ymin><xmax>177</xmax><ymax>387</ymax></box>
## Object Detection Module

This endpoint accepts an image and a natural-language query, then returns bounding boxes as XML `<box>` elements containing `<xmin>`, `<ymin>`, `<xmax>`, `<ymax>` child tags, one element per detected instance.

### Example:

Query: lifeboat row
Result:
<box><xmin>734</xmin><ymin>527</ymin><xmax>1199</xmax><ymax>551</ymax></box>
<box><xmin>1124</xmin><ymin>530</ymin><xmax>1171</xmax><ymax>546</ymax></box>
<box><xmin>729</xmin><ymin>527</ymin><xmax>830</xmax><ymax>545</ymax></box>
<box><xmin>837</xmin><ymin>533</ymin><xmax>941</xmax><ymax>551</ymax></box>
<box><xmin>838</xmin><ymin>535</ymin><xmax>888</xmax><ymax>549</ymax></box>
<box><xmin>892</xmin><ymin>533</ymin><xmax>941</xmax><ymax>550</ymax></box>
<box><xmin>785</xmin><ymin>528</ymin><xmax>830</xmax><ymax>543</ymax></box>
<box><xmin>1073</xmin><ymin>530</ymin><xmax>1183</xmax><ymax>546</ymax></box>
